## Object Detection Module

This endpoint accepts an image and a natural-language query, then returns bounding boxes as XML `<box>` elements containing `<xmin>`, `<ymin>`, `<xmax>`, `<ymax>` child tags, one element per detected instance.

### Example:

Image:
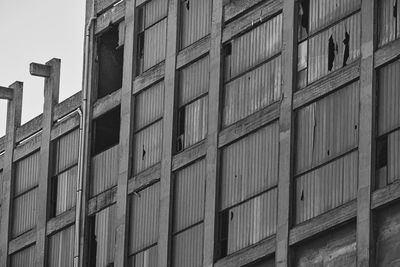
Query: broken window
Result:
<box><xmin>378</xmin><ymin>0</ymin><xmax>400</xmax><ymax>47</ymax></box>
<box><xmin>376</xmin><ymin>135</ymin><xmax>388</xmax><ymax>189</ymax></box>
<box><xmin>92</xmin><ymin>106</ymin><xmax>121</xmax><ymax>155</ymax></box>
<box><xmin>96</xmin><ymin>23</ymin><xmax>124</xmax><ymax>99</ymax></box>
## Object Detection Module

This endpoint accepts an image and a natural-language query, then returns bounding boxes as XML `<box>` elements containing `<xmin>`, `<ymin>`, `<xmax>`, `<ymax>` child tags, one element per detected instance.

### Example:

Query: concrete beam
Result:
<box><xmin>29</xmin><ymin>63</ymin><xmax>52</xmax><ymax>78</ymax></box>
<box><xmin>0</xmin><ymin>86</ymin><xmax>14</xmax><ymax>100</ymax></box>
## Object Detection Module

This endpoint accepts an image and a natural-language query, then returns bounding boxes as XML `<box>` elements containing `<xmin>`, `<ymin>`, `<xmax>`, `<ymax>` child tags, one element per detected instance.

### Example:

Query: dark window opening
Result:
<box><xmin>49</xmin><ymin>176</ymin><xmax>58</xmax><ymax>218</ymax></box>
<box><xmin>87</xmin><ymin>216</ymin><xmax>97</xmax><ymax>267</ymax></box>
<box><xmin>176</xmin><ymin>108</ymin><xmax>186</xmax><ymax>153</ymax></box>
<box><xmin>394</xmin><ymin>0</ymin><xmax>398</xmax><ymax>18</ymax></box>
<box><xmin>224</xmin><ymin>43</ymin><xmax>232</xmax><ymax>56</ymax></box>
<box><xmin>376</xmin><ymin>136</ymin><xmax>388</xmax><ymax>189</ymax></box>
<box><xmin>299</xmin><ymin>0</ymin><xmax>310</xmax><ymax>35</ymax></box>
<box><xmin>342</xmin><ymin>31</ymin><xmax>350</xmax><ymax>67</ymax></box>
<box><xmin>218</xmin><ymin>210</ymin><xmax>229</xmax><ymax>258</ymax></box>
<box><xmin>328</xmin><ymin>35</ymin><xmax>336</xmax><ymax>71</ymax></box>
<box><xmin>184</xmin><ymin>0</ymin><xmax>190</xmax><ymax>10</ymax></box>
<box><xmin>92</xmin><ymin>106</ymin><xmax>121</xmax><ymax>155</ymax></box>
<box><xmin>136</xmin><ymin>32</ymin><xmax>145</xmax><ymax>75</ymax></box>
<box><xmin>97</xmin><ymin>24</ymin><xmax>124</xmax><ymax>99</ymax></box>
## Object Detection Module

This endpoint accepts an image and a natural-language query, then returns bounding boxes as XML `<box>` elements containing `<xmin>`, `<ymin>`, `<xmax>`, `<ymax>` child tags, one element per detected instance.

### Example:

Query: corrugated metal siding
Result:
<box><xmin>295</xmin><ymin>151</ymin><xmax>358</xmax><ymax>224</ymax></box>
<box><xmin>0</xmin><ymin>170</ymin><xmax>3</xmax><ymax>198</ymax></box>
<box><xmin>12</xmin><ymin>189</ymin><xmax>37</xmax><ymax>237</ymax></box>
<box><xmin>223</xmin><ymin>56</ymin><xmax>281</xmax><ymax>127</ymax></box>
<box><xmin>180</xmin><ymin>0</ymin><xmax>212</xmax><ymax>48</ymax></box>
<box><xmin>378</xmin><ymin>0</ymin><xmax>400</xmax><ymax>47</ymax></box>
<box><xmin>129</xmin><ymin>245</ymin><xmax>158</xmax><ymax>267</ymax></box>
<box><xmin>143</xmin><ymin>0</ymin><xmax>168</xmax><ymax>28</ymax></box>
<box><xmin>95</xmin><ymin>204</ymin><xmax>116</xmax><ymax>267</ymax></box>
<box><xmin>307</xmin><ymin>12</ymin><xmax>360</xmax><ymax>85</ymax></box>
<box><xmin>144</xmin><ymin>19</ymin><xmax>167</xmax><ymax>71</ymax></box>
<box><xmin>378</xmin><ymin>59</ymin><xmax>400</xmax><ymax>135</ymax></box>
<box><xmin>14</xmin><ymin>152</ymin><xmax>40</xmax><ymax>196</ymax></box>
<box><xmin>129</xmin><ymin>182</ymin><xmax>160</xmax><ymax>254</ymax></box>
<box><xmin>48</xmin><ymin>226</ymin><xmax>75</xmax><ymax>267</ymax></box>
<box><xmin>183</xmin><ymin>96</ymin><xmax>208</xmax><ymax>149</ymax></box>
<box><xmin>227</xmin><ymin>188</ymin><xmax>277</xmax><ymax>255</ymax></box>
<box><xmin>55</xmin><ymin>166</ymin><xmax>77</xmax><ymax>216</ymax></box>
<box><xmin>225</xmin><ymin>14</ymin><xmax>282</xmax><ymax>81</ymax></box>
<box><xmin>54</xmin><ymin>129</ymin><xmax>79</xmax><ymax>174</ymax></box>
<box><xmin>308</xmin><ymin>0</ymin><xmax>361</xmax><ymax>34</ymax></box>
<box><xmin>220</xmin><ymin>122</ymin><xmax>279</xmax><ymax>210</ymax></box>
<box><xmin>135</xmin><ymin>81</ymin><xmax>164</xmax><ymax>130</ymax></box>
<box><xmin>388</xmin><ymin>130</ymin><xmax>400</xmax><ymax>184</ymax></box>
<box><xmin>133</xmin><ymin>120</ymin><xmax>162</xmax><ymax>175</ymax></box>
<box><xmin>173</xmin><ymin>160</ymin><xmax>205</xmax><ymax>232</ymax></box>
<box><xmin>172</xmin><ymin>223</ymin><xmax>204</xmax><ymax>267</ymax></box>
<box><xmin>10</xmin><ymin>245</ymin><xmax>36</xmax><ymax>267</ymax></box>
<box><xmin>91</xmin><ymin>145</ymin><xmax>119</xmax><ymax>196</ymax></box>
<box><xmin>295</xmin><ymin>81</ymin><xmax>359</xmax><ymax>174</ymax></box>
<box><xmin>179</xmin><ymin>56</ymin><xmax>209</xmax><ymax>107</ymax></box>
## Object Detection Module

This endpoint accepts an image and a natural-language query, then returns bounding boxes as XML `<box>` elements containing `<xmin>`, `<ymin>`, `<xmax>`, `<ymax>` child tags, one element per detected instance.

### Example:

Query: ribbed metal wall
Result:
<box><xmin>227</xmin><ymin>188</ymin><xmax>277</xmax><ymax>255</ymax></box>
<box><xmin>133</xmin><ymin>120</ymin><xmax>162</xmax><ymax>175</ymax></box>
<box><xmin>295</xmin><ymin>81</ymin><xmax>359</xmax><ymax>174</ymax></box>
<box><xmin>307</xmin><ymin>12</ymin><xmax>360</xmax><ymax>85</ymax></box>
<box><xmin>173</xmin><ymin>159</ymin><xmax>205</xmax><ymax>233</ymax></box>
<box><xmin>91</xmin><ymin>145</ymin><xmax>119</xmax><ymax>196</ymax></box>
<box><xmin>12</xmin><ymin>189</ymin><xmax>37</xmax><ymax>237</ymax></box>
<box><xmin>129</xmin><ymin>245</ymin><xmax>158</xmax><ymax>267</ymax></box>
<box><xmin>378</xmin><ymin>59</ymin><xmax>400</xmax><ymax>135</ymax></box>
<box><xmin>143</xmin><ymin>0</ymin><xmax>168</xmax><ymax>28</ymax></box>
<box><xmin>295</xmin><ymin>151</ymin><xmax>358</xmax><ymax>224</ymax></box>
<box><xmin>135</xmin><ymin>81</ymin><xmax>164</xmax><ymax>130</ymax></box>
<box><xmin>10</xmin><ymin>245</ymin><xmax>36</xmax><ymax>267</ymax></box>
<box><xmin>225</xmin><ymin>14</ymin><xmax>282</xmax><ymax>81</ymax></box>
<box><xmin>378</xmin><ymin>0</ymin><xmax>400</xmax><ymax>47</ymax></box>
<box><xmin>179</xmin><ymin>56</ymin><xmax>209</xmax><ymax>107</ymax></box>
<box><xmin>220</xmin><ymin>122</ymin><xmax>279</xmax><ymax>210</ymax></box>
<box><xmin>144</xmin><ymin>18</ymin><xmax>167</xmax><ymax>71</ymax></box>
<box><xmin>54</xmin><ymin>129</ymin><xmax>79</xmax><ymax>174</ymax></box>
<box><xmin>388</xmin><ymin>130</ymin><xmax>400</xmax><ymax>185</ymax></box>
<box><xmin>183</xmin><ymin>96</ymin><xmax>208</xmax><ymax>149</ymax></box>
<box><xmin>129</xmin><ymin>182</ymin><xmax>160</xmax><ymax>254</ymax></box>
<box><xmin>223</xmin><ymin>56</ymin><xmax>281</xmax><ymax>127</ymax></box>
<box><xmin>172</xmin><ymin>223</ymin><xmax>204</xmax><ymax>267</ymax></box>
<box><xmin>55</xmin><ymin>166</ymin><xmax>77</xmax><ymax>216</ymax></box>
<box><xmin>48</xmin><ymin>226</ymin><xmax>75</xmax><ymax>267</ymax></box>
<box><xmin>308</xmin><ymin>0</ymin><xmax>361</xmax><ymax>34</ymax></box>
<box><xmin>180</xmin><ymin>0</ymin><xmax>211</xmax><ymax>48</ymax></box>
<box><xmin>95</xmin><ymin>204</ymin><xmax>116</xmax><ymax>267</ymax></box>
<box><xmin>14</xmin><ymin>152</ymin><xmax>40</xmax><ymax>196</ymax></box>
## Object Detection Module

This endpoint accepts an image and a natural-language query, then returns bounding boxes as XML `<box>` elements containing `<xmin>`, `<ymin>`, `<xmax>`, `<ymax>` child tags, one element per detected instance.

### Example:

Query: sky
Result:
<box><xmin>0</xmin><ymin>0</ymin><xmax>86</xmax><ymax>136</ymax></box>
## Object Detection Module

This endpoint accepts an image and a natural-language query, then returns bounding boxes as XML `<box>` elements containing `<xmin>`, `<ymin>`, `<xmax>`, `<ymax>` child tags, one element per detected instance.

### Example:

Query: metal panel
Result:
<box><xmin>295</xmin><ymin>151</ymin><xmax>358</xmax><ymax>224</ymax></box>
<box><xmin>223</xmin><ymin>56</ymin><xmax>281</xmax><ymax>127</ymax></box>
<box><xmin>378</xmin><ymin>0</ymin><xmax>400</xmax><ymax>47</ymax></box>
<box><xmin>12</xmin><ymin>189</ymin><xmax>37</xmax><ymax>237</ymax></box>
<box><xmin>220</xmin><ymin>122</ymin><xmax>279</xmax><ymax>210</ymax></box>
<box><xmin>307</xmin><ymin>12</ymin><xmax>360</xmax><ymax>85</ymax></box>
<box><xmin>129</xmin><ymin>245</ymin><xmax>158</xmax><ymax>267</ymax></box>
<box><xmin>0</xmin><ymin>170</ymin><xmax>3</xmax><ymax>197</ymax></box>
<box><xmin>180</xmin><ymin>0</ymin><xmax>212</xmax><ymax>48</ymax></box>
<box><xmin>172</xmin><ymin>223</ymin><xmax>204</xmax><ymax>267</ymax></box>
<box><xmin>183</xmin><ymin>96</ymin><xmax>208</xmax><ymax>149</ymax></box>
<box><xmin>378</xmin><ymin>59</ymin><xmax>400</xmax><ymax>135</ymax></box>
<box><xmin>95</xmin><ymin>204</ymin><xmax>116</xmax><ymax>267</ymax></box>
<box><xmin>133</xmin><ymin>120</ymin><xmax>163</xmax><ymax>175</ymax></box>
<box><xmin>14</xmin><ymin>152</ymin><xmax>40</xmax><ymax>196</ymax></box>
<box><xmin>247</xmin><ymin>257</ymin><xmax>275</xmax><ymax>267</ymax></box>
<box><xmin>179</xmin><ymin>56</ymin><xmax>210</xmax><ymax>107</ymax></box>
<box><xmin>144</xmin><ymin>18</ymin><xmax>167</xmax><ymax>71</ymax></box>
<box><xmin>225</xmin><ymin>14</ymin><xmax>282</xmax><ymax>81</ymax></box>
<box><xmin>48</xmin><ymin>226</ymin><xmax>75</xmax><ymax>267</ymax></box>
<box><xmin>91</xmin><ymin>145</ymin><xmax>119</xmax><ymax>196</ymax></box>
<box><xmin>10</xmin><ymin>245</ymin><xmax>36</xmax><ymax>267</ymax></box>
<box><xmin>227</xmin><ymin>188</ymin><xmax>277</xmax><ymax>255</ymax></box>
<box><xmin>135</xmin><ymin>81</ymin><xmax>164</xmax><ymax>130</ymax></box>
<box><xmin>54</xmin><ymin>129</ymin><xmax>79</xmax><ymax>174</ymax></box>
<box><xmin>143</xmin><ymin>0</ymin><xmax>168</xmax><ymax>28</ymax></box>
<box><xmin>388</xmin><ymin>130</ymin><xmax>400</xmax><ymax>184</ymax></box>
<box><xmin>55</xmin><ymin>166</ymin><xmax>77</xmax><ymax>216</ymax></box>
<box><xmin>295</xmin><ymin>81</ymin><xmax>359</xmax><ymax>174</ymax></box>
<box><xmin>173</xmin><ymin>160</ymin><xmax>206</xmax><ymax>232</ymax></box>
<box><xmin>129</xmin><ymin>182</ymin><xmax>160</xmax><ymax>254</ymax></box>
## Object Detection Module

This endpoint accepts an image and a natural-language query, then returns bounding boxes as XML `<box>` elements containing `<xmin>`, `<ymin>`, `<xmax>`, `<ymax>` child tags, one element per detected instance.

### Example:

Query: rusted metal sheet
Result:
<box><xmin>53</xmin><ymin>129</ymin><xmax>79</xmax><ymax>174</ymax></box>
<box><xmin>378</xmin><ymin>59</ymin><xmax>400</xmax><ymax>135</ymax></box>
<box><xmin>129</xmin><ymin>182</ymin><xmax>160</xmax><ymax>254</ymax></box>
<box><xmin>135</xmin><ymin>81</ymin><xmax>164</xmax><ymax>130</ymax></box>
<box><xmin>378</xmin><ymin>0</ymin><xmax>400</xmax><ymax>47</ymax></box>
<box><xmin>14</xmin><ymin>152</ymin><xmax>40</xmax><ymax>196</ymax></box>
<box><xmin>144</xmin><ymin>19</ymin><xmax>167</xmax><ymax>71</ymax></box>
<box><xmin>142</xmin><ymin>0</ymin><xmax>168</xmax><ymax>29</ymax></box>
<box><xmin>91</xmin><ymin>145</ymin><xmax>119</xmax><ymax>196</ymax></box>
<box><xmin>227</xmin><ymin>188</ymin><xmax>277</xmax><ymax>255</ymax></box>
<box><xmin>182</xmin><ymin>96</ymin><xmax>208</xmax><ymax>149</ymax></box>
<box><xmin>10</xmin><ymin>245</ymin><xmax>36</xmax><ymax>267</ymax></box>
<box><xmin>295</xmin><ymin>151</ymin><xmax>358</xmax><ymax>224</ymax></box>
<box><xmin>133</xmin><ymin>120</ymin><xmax>163</xmax><ymax>175</ymax></box>
<box><xmin>222</xmin><ymin>56</ymin><xmax>281</xmax><ymax>127</ymax></box>
<box><xmin>173</xmin><ymin>159</ymin><xmax>205</xmax><ymax>232</ymax></box>
<box><xmin>12</xmin><ymin>189</ymin><xmax>37</xmax><ymax>237</ymax></box>
<box><xmin>180</xmin><ymin>0</ymin><xmax>212</xmax><ymax>48</ymax></box>
<box><xmin>129</xmin><ymin>245</ymin><xmax>158</xmax><ymax>267</ymax></box>
<box><xmin>220</xmin><ymin>122</ymin><xmax>279</xmax><ymax>210</ymax></box>
<box><xmin>225</xmin><ymin>14</ymin><xmax>282</xmax><ymax>81</ymax></box>
<box><xmin>48</xmin><ymin>226</ymin><xmax>75</xmax><ymax>267</ymax></box>
<box><xmin>55</xmin><ymin>166</ymin><xmax>77</xmax><ymax>216</ymax></box>
<box><xmin>178</xmin><ymin>56</ymin><xmax>210</xmax><ymax>107</ymax></box>
<box><xmin>172</xmin><ymin>223</ymin><xmax>204</xmax><ymax>267</ymax></box>
<box><xmin>295</xmin><ymin>81</ymin><xmax>359</xmax><ymax>175</ymax></box>
<box><xmin>388</xmin><ymin>130</ymin><xmax>400</xmax><ymax>185</ymax></box>
<box><xmin>95</xmin><ymin>204</ymin><xmax>116</xmax><ymax>267</ymax></box>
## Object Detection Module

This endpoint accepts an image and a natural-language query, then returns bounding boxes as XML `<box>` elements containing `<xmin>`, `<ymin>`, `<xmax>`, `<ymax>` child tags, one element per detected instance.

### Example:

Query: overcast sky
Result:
<box><xmin>0</xmin><ymin>0</ymin><xmax>86</xmax><ymax>136</ymax></box>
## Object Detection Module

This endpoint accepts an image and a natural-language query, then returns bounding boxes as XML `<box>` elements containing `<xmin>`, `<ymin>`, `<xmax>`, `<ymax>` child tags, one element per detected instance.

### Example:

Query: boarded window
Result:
<box><xmin>378</xmin><ymin>0</ymin><xmax>400</xmax><ymax>47</ymax></box>
<box><xmin>172</xmin><ymin>223</ymin><xmax>204</xmax><ymax>267</ymax></box>
<box><xmin>52</xmin><ymin>129</ymin><xmax>79</xmax><ymax>175</ymax></box>
<box><xmin>135</xmin><ymin>81</ymin><xmax>164</xmax><ymax>130</ymax></box>
<box><xmin>91</xmin><ymin>145</ymin><xmax>119</xmax><ymax>196</ymax></box>
<box><xmin>10</xmin><ymin>245</ymin><xmax>36</xmax><ymax>267</ymax></box>
<box><xmin>48</xmin><ymin>226</ymin><xmax>75</xmax><ymax>267</ymax></box>
<box><xmin>128</xmin><ymin>245</ymin><xmax>158</xmax><ymax>267</ymax></box>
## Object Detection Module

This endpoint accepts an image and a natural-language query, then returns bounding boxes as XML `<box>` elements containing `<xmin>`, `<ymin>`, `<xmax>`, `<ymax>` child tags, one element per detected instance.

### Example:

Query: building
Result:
<box><xmin>0</xmin><ymin>0</ymin><xmax>400</xmax><ymax>266</ymax></box>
